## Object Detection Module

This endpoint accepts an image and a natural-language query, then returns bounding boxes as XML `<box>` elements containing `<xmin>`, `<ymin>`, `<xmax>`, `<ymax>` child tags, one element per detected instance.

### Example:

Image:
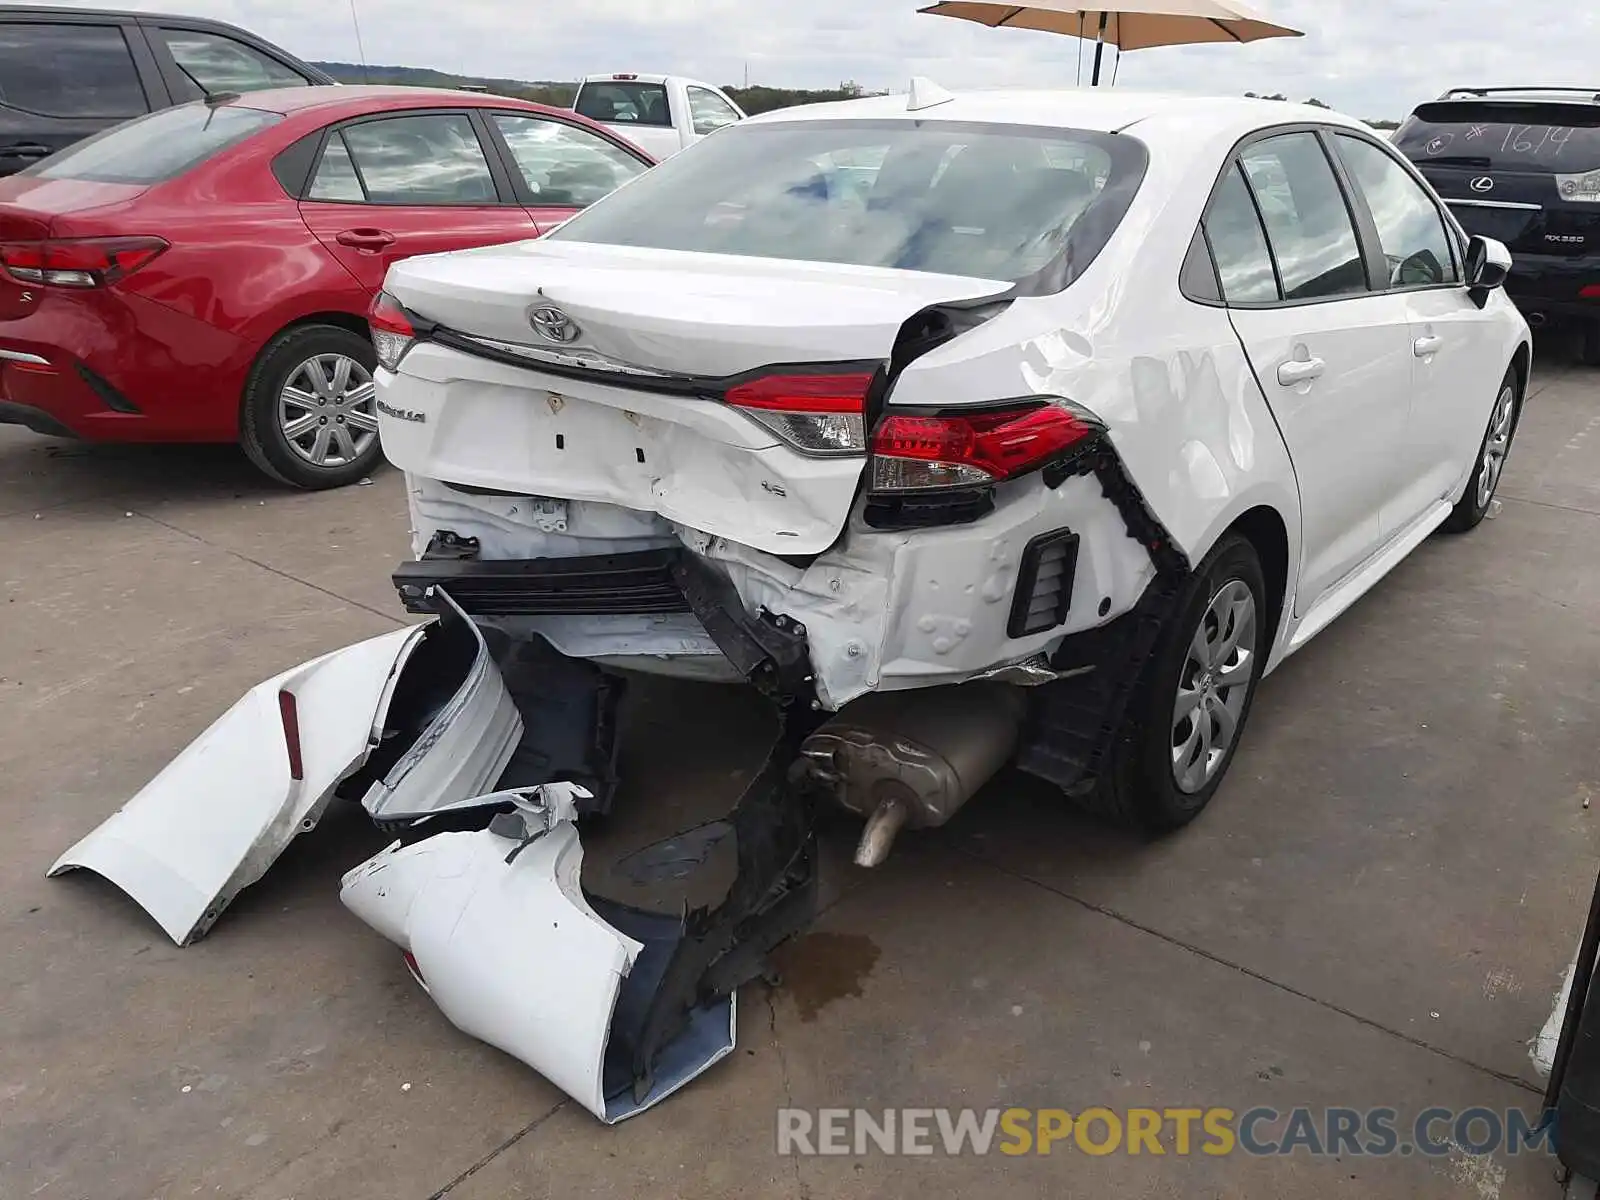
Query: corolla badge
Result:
<box><xmin>1470</xmin><ymin>176</ymin><xmax>1495</xmax><ymax>194</ymax></box>
<box><xmin>530</xmin><ymin>306</ymin><xmax>580</xmax><ymax>343</ymax></box>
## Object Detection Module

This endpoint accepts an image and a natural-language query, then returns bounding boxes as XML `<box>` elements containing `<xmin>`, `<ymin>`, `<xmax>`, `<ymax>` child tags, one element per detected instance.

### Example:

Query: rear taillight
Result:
<box><xmin>1582</xmin><ymin>285</ymin><xmax>1600</xmax><ymax>298</ymax></box>
<box><xmin>368</xmin><ymin>291</ymin><xmax>416</xmax><ymax>372</ymax></box>
<box><xmin>869</xmin><ymin>403</ymin><xmax>1097</xmax><ymax>492</ymax></box>
<box><xmin>0</xmin><ymin>237</ymin><xmax>168</xmax><ymax>288</ymax></box>
<box><xmin>726</xmin><ymin>371</ymin><xmax>875</xmax><ymax>456</ymax></box>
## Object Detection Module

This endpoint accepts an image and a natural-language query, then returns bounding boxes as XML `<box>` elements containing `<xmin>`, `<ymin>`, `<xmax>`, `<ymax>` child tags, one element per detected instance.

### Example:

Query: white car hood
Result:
<box><xmin>49</xmin><ymin>592</ymin><xmax>522</xmax><ymax>945</ymax></box>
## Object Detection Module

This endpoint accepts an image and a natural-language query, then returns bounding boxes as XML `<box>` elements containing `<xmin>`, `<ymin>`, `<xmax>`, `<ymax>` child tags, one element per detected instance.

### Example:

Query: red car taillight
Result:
<box><xmin>0</xmin><ymin>237</ymin><xmax>168</xmax><ymax>288</ymax></box>
<box><xmin>368</xmin><ymin>290</ymin><xmax>415</xmax><ymax>372</ymax></box>
<box><xmin>725</xmin><ymin>371</ymin><xmax>875</xmax><ymax>456</ymax></box>
<box><xmin>869</xmin><ymin>403</ymin><xmax>1098</xmax><ymax>492</ymax></box>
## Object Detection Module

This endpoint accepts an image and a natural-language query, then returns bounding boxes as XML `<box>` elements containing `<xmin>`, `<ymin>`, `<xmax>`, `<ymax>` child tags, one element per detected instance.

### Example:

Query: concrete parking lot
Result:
<box><xmin>1</xmin><ymin>352</ymin><xmax>1597</xmax><ymax>1199</ymax></box>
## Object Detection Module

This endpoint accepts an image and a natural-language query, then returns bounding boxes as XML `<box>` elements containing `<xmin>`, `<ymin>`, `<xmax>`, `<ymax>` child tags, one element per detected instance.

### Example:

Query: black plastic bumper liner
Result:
<box><xmin>393</xmin><ymin>548</ymin><xmax>691</xmax><ymax>617</ymax></box>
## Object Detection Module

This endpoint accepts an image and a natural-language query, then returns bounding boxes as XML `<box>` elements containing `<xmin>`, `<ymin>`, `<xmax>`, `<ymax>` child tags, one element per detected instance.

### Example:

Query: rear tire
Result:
<box><xmin>1440</xmin><ymin>366</ymin><xmax>1520</xmax><ymax>534</ymax></box>
<box><xmin>1097</xmin><ymin>534</ymin><xmax>1267</xmax><ymax>834</ymax></box>
<box><xmin>240</xmin><ymin>324</ymin><xmax>382</xmax><ymax>489</ymax></box>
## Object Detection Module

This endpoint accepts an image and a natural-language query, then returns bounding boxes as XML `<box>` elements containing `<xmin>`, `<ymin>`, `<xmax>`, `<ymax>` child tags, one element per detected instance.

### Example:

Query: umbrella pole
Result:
<box><xmin>1090</xmin><ymin>11</ymin><xmax>1109</xmax><ymax>86</ymax></box>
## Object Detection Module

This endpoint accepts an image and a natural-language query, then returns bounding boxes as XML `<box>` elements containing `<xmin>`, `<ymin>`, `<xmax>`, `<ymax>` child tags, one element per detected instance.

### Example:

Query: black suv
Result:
<box><xmin>0</xmin><ymin>6</ymin><xmax>332</xmax><ymax>177</ymax></box>
<box><xmin>1397</xmin><ymin>87</ymin><xmax>1600</xmax><ymax>362</ymax></box>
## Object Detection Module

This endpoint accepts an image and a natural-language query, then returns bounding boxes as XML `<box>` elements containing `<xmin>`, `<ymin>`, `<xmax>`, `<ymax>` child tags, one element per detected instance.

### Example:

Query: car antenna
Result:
<box><xmin>170</xmin><ymin>58</ymin><xmax>239</xmax><ymax>114</ymax></box>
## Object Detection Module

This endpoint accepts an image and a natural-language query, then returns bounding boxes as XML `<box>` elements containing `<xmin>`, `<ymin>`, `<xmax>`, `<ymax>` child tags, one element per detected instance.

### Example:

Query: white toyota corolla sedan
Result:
<box><xmin>51</xmin><ymin>85</ymin><xmax>1531</xmax><ymax>1124</ymax></box>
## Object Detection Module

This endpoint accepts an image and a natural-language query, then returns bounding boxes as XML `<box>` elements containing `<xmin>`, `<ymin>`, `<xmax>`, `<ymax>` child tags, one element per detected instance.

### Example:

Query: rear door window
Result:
<box><xmin>1239</xmin><ymin>132</ymin><xmax>1369</xmax><ymax>301</ymax></box>
<box><xmin>687</xmin><ymin>87</ymin><xmax>740</xmax><ymax>136</ymax></box>
<box><xmin>574</xmin><ymin>81</ymin><xmax>672</xmax><ymax>128</ymax></box>
<box><xmin>156</xmin><ymin>28</ymin><xmax>311</xmax><ymax>98</ymax></box>
<box><xmin>0</xmin><ymin>22</ymin><xmax>149</xmax><ymax>119</ymax></box>
<box><xmin>1202</xmin><ymin>163</ymin><xmax>1280</xmax><ymax>304</ymax></box>
<box><xmin>1396</xmin><ymin>101</ymin><xmax>1600</xmax><ymax>176</ymax></box>
<box><xmin>490</xmin><ymin>114</ymin><xmax>649</xmax><ymax>208</ymax></box>
<box><xmin>318</xmin><ymin>114</ymin><xmax>500</xmax><ymax>204</ymax></box>
<box><xmin>25</xmin><ymin>102</ymin><xmax>280</xmax><ymax>183</ymax></box>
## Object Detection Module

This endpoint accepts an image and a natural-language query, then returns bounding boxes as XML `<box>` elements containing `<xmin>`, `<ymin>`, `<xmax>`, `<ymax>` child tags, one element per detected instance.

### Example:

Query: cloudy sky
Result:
<box><xmin>35</xmin><ymin>0</ymin><xmax>1600</xmax><ymax>121</ymax></box>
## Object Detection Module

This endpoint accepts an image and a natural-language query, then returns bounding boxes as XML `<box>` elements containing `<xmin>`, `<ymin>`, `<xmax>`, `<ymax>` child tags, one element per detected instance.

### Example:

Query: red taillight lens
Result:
<box><xmin>368</xmin><ymin>291</ymin><xmax>416</xmax><ymax>372</ymax></box>
<box><xmin>0</xmin><ymin>237</ymin><xmax>167</xmax><ymax>288</ymax></box>
<box><xmin>726</xmin><ymin>371</ymin><xmax>874</xmax><ymax>455</ymax></box>
<box><xmin>1581</xmin><ymin>285</ymin><xmax>1600</xmax><ymax>298</ymax></box>
<box><xmin>870</xmin><ymin>404</ymin><xmax>1097</xmax><ymax>492</ymax></box>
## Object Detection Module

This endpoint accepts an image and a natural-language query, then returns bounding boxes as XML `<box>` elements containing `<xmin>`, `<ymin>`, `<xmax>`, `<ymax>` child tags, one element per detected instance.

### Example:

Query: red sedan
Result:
<box><xmin>0</xmin><ymin>87</ymin><xmax>653</xmax><ymax>487</ymax></box>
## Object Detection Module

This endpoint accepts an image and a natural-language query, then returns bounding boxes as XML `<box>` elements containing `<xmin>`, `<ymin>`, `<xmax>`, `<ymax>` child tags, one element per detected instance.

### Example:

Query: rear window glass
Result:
<box><xmin>574</xmin><ymin>82</ymin><xmax>672</xmax><ymax>128</ymax></box>
<box><xmin>1397</xmin><ymin>101</ymin><xmax>1600</xmax><ymax>173</ymax></box>
<box><xmin>549</xmin><ymin>119</ymin><xmax>1148</xmax><ymax>286</ymax></box>
<box><xmin>25</xmin><ymin>103</ymin><xmax>281</xmax><ymax>184</ymax></box>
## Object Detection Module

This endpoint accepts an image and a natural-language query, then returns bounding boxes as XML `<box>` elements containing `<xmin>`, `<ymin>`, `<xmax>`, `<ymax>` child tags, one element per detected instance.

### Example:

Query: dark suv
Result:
<box><xmin>0</xmin><ymin>6</ymin><xmax>331</xmax><ymax>177</ymax></box>
<box><xmin>1396</xmin><ymin>87</ymin><xmax>1600</xmax><ymax>362</ymax></box>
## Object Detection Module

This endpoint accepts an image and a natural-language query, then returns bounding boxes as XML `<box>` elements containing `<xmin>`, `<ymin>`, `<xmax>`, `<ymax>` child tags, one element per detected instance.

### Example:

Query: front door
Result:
<box><xmin>1206</xmin><ymin>132</ymin><xmax>1416</xmax><ymax>612</ymax></box>
<box><xmin>1330</xmin><ymin>131</ymin><xmax>1511</xmax><ymax>524</ymax></box>
<box><xmin>297</xmin><ymin>110</ymin><xmax>537</xmax><ymax>293</ymax></box>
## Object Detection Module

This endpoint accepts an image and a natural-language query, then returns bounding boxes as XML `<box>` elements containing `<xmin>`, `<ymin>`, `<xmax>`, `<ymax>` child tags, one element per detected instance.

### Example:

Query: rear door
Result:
<box><xmin>296</xmin><ymin>109</ymin><xmax>538</xmax><ymax>294</ymax></box>
<box><xmin>1207</xmin><ymin>130</ymin><xmax>1416</xmax><ymax>610</ymax></box>
<box><xmin>480</xmin><ymin>109</ymin><xmax>652</xmax><ymax>232</ymax></box>
<box><xmin>0</xmin><ymin>17</ymin><xmax>160</xmax><ymax>176</ymax></box>
<box><xmin>1397</xmin><ymin>100</ymin><xmax>1600</xmax><ymax>277</ymax></box>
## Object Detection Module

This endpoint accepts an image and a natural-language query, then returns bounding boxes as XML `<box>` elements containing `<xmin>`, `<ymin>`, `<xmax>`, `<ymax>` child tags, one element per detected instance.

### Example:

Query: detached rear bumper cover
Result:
<box><xmin>49</xmin><ymin>590</ymin><xmax>521</xmax><ymax>945</ymax></box>
<box><xmin>340</xmin><ymin>786</ymin><xmax>739</xmax><ymax>1123</ymax></box>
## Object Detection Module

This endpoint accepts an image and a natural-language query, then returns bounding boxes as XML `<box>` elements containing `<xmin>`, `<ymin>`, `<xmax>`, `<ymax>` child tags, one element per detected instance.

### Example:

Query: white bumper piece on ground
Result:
<box><xmin>48</xmin><ymin>590</ymin><xmax>521</xmax><ymax>945</ymax></box>
<box><xmin>339</xmin><ymin>785</ymin><xmax>738</xmax><ymax>1123</ymax></box>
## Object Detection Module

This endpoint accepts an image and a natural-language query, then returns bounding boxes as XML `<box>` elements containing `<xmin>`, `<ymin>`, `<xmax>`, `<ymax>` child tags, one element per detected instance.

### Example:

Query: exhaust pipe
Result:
<box><xmin>794</xmin><ymin>683</ymin><xmax>1025</xmax><ymax>867</ymax></box>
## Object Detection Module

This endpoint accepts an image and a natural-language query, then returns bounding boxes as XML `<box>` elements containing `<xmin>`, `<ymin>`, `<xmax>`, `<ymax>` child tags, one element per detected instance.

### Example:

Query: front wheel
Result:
<box><xmin>1098</xmin><ymin>533</ymin><xmax>1267</xmax><ymax>834</ymax></box>
<box><xmin>1440</xmin><ymin>367</ymin><xmax>1520</xmax><ymax>534</ymax></box>
<box><xmin>240</xmin><ymin>324</ymin><xmax>383</xmax><ymax>489</ymax></box>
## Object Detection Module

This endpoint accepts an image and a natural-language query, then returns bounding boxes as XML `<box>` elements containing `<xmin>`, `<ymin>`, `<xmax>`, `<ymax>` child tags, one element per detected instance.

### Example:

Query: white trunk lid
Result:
<box><xmin>378</xmin><ymin>241</ymin><xmax>1009</xmax><ymax>555</ymax></box>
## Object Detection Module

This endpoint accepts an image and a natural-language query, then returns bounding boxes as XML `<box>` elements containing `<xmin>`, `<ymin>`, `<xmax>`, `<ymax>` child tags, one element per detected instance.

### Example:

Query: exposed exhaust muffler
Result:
<box><xmin>793</xmin><ymin>683</ymin><xmax>1025</xmax><ymax>867</ymax></box>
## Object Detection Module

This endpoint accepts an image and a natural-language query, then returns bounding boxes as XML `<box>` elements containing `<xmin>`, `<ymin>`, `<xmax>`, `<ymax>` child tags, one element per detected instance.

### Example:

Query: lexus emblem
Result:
<box><xmin>530</xmin><ymin>305</ymin><xmax>580</xmax><ymax>343</ymax></box>
<box><xmin>1470</xmin><ymin>176</ymin><xmax>1495</xmax><ymax>194</ymax></box>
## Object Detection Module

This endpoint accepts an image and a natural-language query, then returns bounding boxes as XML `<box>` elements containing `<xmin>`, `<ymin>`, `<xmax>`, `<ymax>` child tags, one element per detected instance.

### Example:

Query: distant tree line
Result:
<box><xmin>1244</xmin><ymin>92</ymin><xmax>1400</xmax><ymax>130</ymax></box>
<box><xmin>310</xmin><ymin>66</ymin><xmax>1400</xmax><ymax>129</ymax></box>
<box><xmin>312</xmin><ymin>62</ymin><xmax>880</xmax><ymax>115</ymax></box>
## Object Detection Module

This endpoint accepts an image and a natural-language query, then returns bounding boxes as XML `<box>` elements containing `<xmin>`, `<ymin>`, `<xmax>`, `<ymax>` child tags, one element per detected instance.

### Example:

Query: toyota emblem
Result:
<box><xmin>1470</xmin><ymin>176</ymin><xmax>1495</xmax><ymax>194</ymax></box>
<box><xmin>530</xmin><ymin>306</ymin><xmax>580</xmax><ymax>343</ymax></box>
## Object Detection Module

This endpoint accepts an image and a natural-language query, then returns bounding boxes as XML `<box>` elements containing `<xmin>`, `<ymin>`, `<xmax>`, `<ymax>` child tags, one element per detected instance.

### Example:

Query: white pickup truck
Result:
<box><xmin>571</xmin><ymin>73</ymin><xmax>746</xmax><ymax>158</ymax></box>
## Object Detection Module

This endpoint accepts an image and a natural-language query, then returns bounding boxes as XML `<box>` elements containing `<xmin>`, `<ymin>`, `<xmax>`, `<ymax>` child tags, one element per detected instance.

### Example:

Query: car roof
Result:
<box><xmin>1430</xmin><ymin>87</ymin><xmax>1600</xmax><ymax>106</ymax></box>
<box><xmin>223</xmin><ymin>85</ymin><xmax>567</xmax><ymax>119</ymax></box>
<box><xmin>1</xmin><ymin>4</ymin><xmax>259</xmax><ymax>26</ymax></box>
<box><xmin>742</xmin><ymin>88</ymin><xmax>1371</xmax><ymax>139</ymax></box>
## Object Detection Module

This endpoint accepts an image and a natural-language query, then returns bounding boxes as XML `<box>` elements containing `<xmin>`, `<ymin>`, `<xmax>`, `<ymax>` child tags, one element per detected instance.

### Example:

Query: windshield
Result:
<box><xmin>1397</xmin><ymin>101</ymin><xmax>1600</xmax><ymax>173</ymax></box>
<box><xmin>549</xmin><ymin>119</ymin><xmax>1147</xmax><ymax>284</ymax></box>
<box><xmin>574</xmin><ymin>81</ymin><xmax>672</xmax><ymax>128</ymax></box>
<box><xmin>25</xmin><ymin>103</ymin><xmax>281</xmax><ymax>185</ymax></box>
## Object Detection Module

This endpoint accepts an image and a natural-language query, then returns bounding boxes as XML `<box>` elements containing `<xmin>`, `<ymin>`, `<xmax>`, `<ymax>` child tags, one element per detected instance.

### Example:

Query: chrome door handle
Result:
<box><xmin>1277</xmin><ymin>357</ymin><xmax>1326</xmax><ymax>386</ymax></box>
<box><xmin>1414</xmin><ymin>335</ymin><xmax>1443</xmax><ymax>357</ymax></box>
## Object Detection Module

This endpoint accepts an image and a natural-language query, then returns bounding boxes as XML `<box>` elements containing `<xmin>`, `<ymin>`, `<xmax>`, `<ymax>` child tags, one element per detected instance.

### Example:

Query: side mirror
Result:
<box><xmin>1466</xmin><ymin>234</ymin><xmax>1512</xmax><ymax>291</ymax></box>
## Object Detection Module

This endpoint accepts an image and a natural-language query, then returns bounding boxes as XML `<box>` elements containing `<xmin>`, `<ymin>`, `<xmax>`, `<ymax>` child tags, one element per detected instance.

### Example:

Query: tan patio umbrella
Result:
<box><xmin>918</xmin><ymin>0</ymin><xmax>1303</xmax><ymax>86</ymax></box>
